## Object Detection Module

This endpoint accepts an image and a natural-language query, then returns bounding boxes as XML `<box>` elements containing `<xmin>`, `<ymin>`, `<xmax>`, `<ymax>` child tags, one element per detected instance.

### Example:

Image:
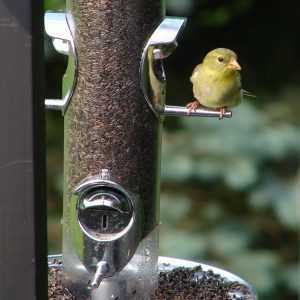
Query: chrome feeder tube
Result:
<box><xmin>44</xmin><ymin>3</ymin><xmax>182</xmax><ymax>298</ymax></box>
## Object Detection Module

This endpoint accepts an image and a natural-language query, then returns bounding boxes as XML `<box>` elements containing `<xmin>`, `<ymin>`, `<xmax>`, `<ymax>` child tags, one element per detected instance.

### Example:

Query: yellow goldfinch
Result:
<box><xmin>187</xmin><ymin>48</ymin><xmax>254</xmax><ymax>119</ymax></box>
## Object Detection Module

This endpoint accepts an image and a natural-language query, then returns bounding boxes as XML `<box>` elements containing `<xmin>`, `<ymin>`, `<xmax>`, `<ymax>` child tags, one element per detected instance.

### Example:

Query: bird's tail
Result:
<box><xmin>243</xmin><ymin>89</ymin><xmax>257</xmax><ymax>98</ymax></box>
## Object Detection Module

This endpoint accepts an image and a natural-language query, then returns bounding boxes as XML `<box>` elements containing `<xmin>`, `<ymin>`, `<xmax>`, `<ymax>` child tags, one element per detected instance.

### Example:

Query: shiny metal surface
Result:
<box><xmin>75</xmin><ymin>175</ymin><xmax>136</xmax><ymax>242</ymax></box>
<box><xmin>44</xmin><ymin>12</ymin><xmax>77</xmax><ymax>113</ymax></box>
<box><xmin>140</xmin><ymin>17</ymin><xmax>186</xmax><ymax>119</ymax></box>
<box><xmin>70</xmin><ymin>172</ymin><xmax>142</xmax><ymax>288</ymax></box>
<box><xmin>88</xmin><ymin>261</ymin><xmax>109</xmax><ymax>289</ymax></box>
<box><xmin>164</xmin><ymin>105</ymin><xmax>232</xmax><ymax>118</ymax></box>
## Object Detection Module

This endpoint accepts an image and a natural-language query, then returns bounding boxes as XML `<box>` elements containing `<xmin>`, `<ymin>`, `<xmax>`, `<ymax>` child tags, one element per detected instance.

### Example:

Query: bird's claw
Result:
<box><xmin>185</xmin><ymin>102</ymin><xmax>227</xmax><ymax>120</ymax></box>
<box><xmin>186</xmin><ymin>101</ymin><xmax>200</xmax><ymax>116</ymax></box>
<box><xmin>219</xmin><ymin>107</ymin><xmax>227</xmax><ymax>120</ymax></box>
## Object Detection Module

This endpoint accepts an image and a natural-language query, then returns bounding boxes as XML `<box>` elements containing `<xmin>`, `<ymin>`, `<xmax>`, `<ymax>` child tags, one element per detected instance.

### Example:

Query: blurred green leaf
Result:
<box><xmin>160</xmin><ymin>230</ymin><xmax>207</xmax><ymax>259</ymax></box>
<box><xmin>161</xmin><ymin>192</ymin><xmax>192</xmax><ymax>225</ymax></box>
<box><xmin>206</xmin><ymin>226</ymin><xmax>252</xmax><ymax>257</ymax></box>
<box><xmin>229</xmin><ymin>251</ymin><xmax>279</xmax><ymax>295</ymax></box>
<box><xmin>280</xmin><ymin>263</ymin><xmax>300</xmax><ymax>293</ymax></box>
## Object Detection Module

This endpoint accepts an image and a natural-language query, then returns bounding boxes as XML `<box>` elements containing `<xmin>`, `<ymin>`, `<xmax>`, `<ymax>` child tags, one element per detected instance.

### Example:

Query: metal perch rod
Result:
<box><xmin>164</xmin><ymin>105</ymin><xmax>232</xmax><ymax>118</ymax></box>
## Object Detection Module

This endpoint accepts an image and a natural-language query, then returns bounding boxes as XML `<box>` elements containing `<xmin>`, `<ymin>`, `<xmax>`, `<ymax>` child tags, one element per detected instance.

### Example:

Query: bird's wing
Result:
<box><xmin>190</xmin><ymin>64</ymin><xmax>203</xmax><ymax>84</ymax></box>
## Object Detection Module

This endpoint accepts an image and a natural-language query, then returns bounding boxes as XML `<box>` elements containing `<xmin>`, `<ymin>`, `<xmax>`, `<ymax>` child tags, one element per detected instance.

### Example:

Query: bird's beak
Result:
<box><xmin>229</xmin><ymin>59</ymin><xmax>241</xmax><ymax>71</ymax></box>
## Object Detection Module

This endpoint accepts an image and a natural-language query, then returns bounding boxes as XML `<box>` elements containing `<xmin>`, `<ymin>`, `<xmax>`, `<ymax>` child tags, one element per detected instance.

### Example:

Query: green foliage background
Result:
<box><xmin>45</xmin><ymin>1</ymin><xmax>299</xmax><ymax>299</ymax></box>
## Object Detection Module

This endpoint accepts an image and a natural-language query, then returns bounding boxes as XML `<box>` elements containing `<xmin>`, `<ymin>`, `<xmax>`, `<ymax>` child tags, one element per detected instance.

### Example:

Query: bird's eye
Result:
<box><xmin>217</xmin><ymin>57</ymin><xmax>224</xmax><ymax>62</ymax></box>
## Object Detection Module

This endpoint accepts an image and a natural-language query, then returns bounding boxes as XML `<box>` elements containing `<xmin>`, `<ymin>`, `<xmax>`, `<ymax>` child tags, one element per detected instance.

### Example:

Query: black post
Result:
<box><xmin>0</xmin><ymin>1</ymin><xmax>46</xmax><ymax>299</ymax></box>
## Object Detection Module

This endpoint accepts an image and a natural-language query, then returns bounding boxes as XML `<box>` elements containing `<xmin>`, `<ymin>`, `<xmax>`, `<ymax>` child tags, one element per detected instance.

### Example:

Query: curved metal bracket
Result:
<box><xmin>140</xmin><ymin>17</ymin><xmax>232</xmax><ymax>120</ymax></box>
<box><xmin>140</xmin><ymin>17</ymin><xmax>186</xmax><ymax>120</ymax></box>
<box><xmin>44</xmin><ymin>12</ymin><xmax>78</xmax><ymax>115</ymax></box>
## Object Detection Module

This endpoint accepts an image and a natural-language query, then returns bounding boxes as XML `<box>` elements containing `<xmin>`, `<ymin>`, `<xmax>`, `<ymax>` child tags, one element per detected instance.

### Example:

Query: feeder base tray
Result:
<box><xmin>48</xmin><ymin>255</ymin><xmax>257</xmax><ymax>300</ymax></box>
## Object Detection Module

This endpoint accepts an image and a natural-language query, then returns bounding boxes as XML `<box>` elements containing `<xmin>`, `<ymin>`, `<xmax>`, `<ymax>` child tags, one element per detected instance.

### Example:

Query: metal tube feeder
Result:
<box><xmin>46</xmin><ymin>1</ymin><xmax>165</xmax><ymax>297</ymax></box>
<box><xmin>45</xmin><ymin>2</ymin><xmax>256</xmax><ymax>299</ymax></box>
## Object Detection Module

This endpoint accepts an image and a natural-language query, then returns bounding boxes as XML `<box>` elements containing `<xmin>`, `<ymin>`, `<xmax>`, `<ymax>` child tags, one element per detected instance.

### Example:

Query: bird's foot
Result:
<box><xmin>186</xmin><ymin>101</ymin><xmax>200</xmax><ymax>116</ymax></box>
<box><xmin>219</xmin><ymin>107</ymin><xmax>227</xmax><ymax>120</ymax></box>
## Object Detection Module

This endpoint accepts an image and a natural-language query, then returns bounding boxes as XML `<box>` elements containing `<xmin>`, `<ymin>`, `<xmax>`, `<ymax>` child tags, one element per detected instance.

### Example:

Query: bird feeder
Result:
<box><xmin>45</xmin><ymin>1</ymin><xmax>256</xmax><ymax>299</ymax></box>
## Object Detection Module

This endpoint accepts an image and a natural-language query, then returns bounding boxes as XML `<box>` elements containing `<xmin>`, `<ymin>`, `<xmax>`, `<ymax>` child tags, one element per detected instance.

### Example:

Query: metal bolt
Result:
<box><xmin>101</xmin><ymin>169</ymin><xmax>110</xmax><ymax>180</ymax></box>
